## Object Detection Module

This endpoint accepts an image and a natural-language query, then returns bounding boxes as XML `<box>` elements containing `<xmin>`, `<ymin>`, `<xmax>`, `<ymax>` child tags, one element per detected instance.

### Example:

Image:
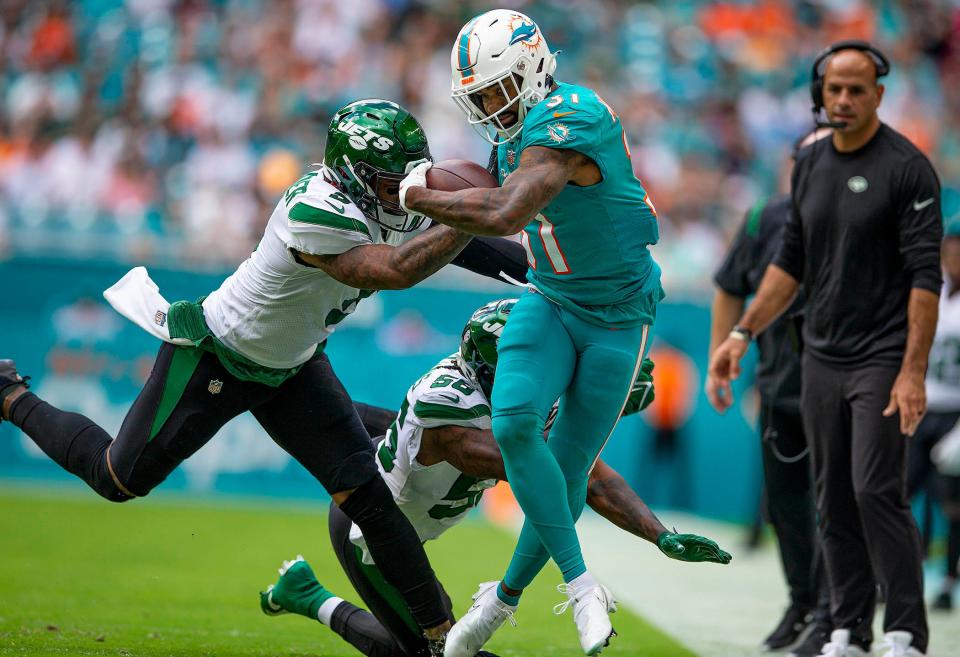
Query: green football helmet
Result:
<box><xmin>457</xmin><ymin>298</ymin><xmax>657</xmax><ymax>418</ymax></box>
<box><xmin>324</xmin><ymin>99</ymin><xmax>431</xmax><ymax>233</ymax></box>
<box><xmin>457</xmin><ymin>298</ymin><xmax>518</xmax><ymax>397</ymax></box>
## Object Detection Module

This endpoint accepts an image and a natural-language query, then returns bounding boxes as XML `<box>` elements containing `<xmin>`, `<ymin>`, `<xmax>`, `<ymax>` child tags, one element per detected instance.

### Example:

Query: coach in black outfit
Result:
<box><xmin>710</xmin><ymin>42</ymin><xmax>941</xmax><ymax>657</ymax></box>
<box><xmin>707</xmin><ymin>133</ymin><xmax>831</xmax><ymax>657</ymax></box>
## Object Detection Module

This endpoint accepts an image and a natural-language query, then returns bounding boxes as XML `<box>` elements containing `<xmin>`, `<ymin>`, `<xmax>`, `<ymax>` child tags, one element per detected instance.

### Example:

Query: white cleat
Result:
<box><xmin>554</xmin><ymin>582</ymin><xmax>617</xmax><ymax>655</ymax></box>
<box><xmin>279</xmin><ymin>555</ymin><xmax>306</xmax><ymax>574</ymax></box>
<box><xmin>444</xmin><ymin>581</ymin><xmax>517</xmax><ymax>657</ymax></box>
<box><xmin>875</xmin><ymin>631</ymin><xmax>925</xmax><ymax>657</ymax></box>
<box><xmin>816</xmin><ymin>629</ymin><xmax>868</xmax><ymax>657</ymax></box>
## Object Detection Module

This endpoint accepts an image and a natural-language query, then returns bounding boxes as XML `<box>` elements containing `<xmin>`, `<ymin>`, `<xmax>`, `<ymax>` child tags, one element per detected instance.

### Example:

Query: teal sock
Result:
<box><xmin>497</xmin><ymin>582</ymin><xmax>521</xmax><ymax>606</ymax></box>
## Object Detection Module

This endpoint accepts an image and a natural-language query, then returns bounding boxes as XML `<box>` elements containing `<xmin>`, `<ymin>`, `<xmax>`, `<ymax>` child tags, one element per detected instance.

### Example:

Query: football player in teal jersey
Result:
<box><xmin>398</xmin><ymin>9</ymin><xmax>664</xmax><ymax>657</ymax></box>
<box><xmin>259</xmin><ymin>299</ymin><xmax>729</xmax><ymax>657</ymax></box>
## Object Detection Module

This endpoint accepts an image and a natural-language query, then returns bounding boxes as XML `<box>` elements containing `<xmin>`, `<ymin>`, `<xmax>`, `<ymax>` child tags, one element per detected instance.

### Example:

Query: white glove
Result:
<box><xmin>399</xmin><ymin>160</ymin><xmax>432</xmax><ymax>213</ymax></box>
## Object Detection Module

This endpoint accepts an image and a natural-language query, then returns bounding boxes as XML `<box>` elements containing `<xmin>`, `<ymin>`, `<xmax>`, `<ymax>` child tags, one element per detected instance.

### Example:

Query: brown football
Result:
<box><xmin>426</xmin><ymin>159</ymin><xmax>498</xmax><ymax>191</ymax></box>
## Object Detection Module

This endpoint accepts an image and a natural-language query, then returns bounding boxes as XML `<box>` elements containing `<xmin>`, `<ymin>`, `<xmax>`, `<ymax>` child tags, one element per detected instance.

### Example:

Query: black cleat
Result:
<box><xmin>932</xmin><ymin>590</ymin><xmax>953</xmax><ymax>611</ymax></box>
<box><xmin>0</xmin><ymin>359</ymin><xmax>30</xmax><ymax>422</ymax></box>
<box><xmin>763</xmin><ymin>603</ymin><xmax>812</xmax><ymax>651</ymax></box>
<box><xmin>788</xmin><ymin>623</ymin><xmax>833</xmax><ymax>657</ymax></box>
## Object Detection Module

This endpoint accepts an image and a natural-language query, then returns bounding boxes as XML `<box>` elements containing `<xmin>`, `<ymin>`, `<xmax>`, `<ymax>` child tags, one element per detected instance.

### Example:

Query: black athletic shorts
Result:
<box><xmin>110</xmin><ymin>342</ymin><xmax>377</xmax><ymax>496</ymax></box>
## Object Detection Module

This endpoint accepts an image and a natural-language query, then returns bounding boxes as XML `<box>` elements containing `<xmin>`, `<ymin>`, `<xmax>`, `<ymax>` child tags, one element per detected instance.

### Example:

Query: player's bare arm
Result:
<box><xmin>294</xmin><ymin>225</ymin><xmax>472</xmax><ymax>290</ymax></box>
<box><xmin>585</xmin><ymin>461</ymin><xmax>731</xmax><ymax>564</ymax></box>
<box><xmin>883</xmin><ymin>287</ymin><xmax>939</xmax><ymax>435</ymax></box>
<box><xmin>584</xmin><ymin>459</ymin><xmax>668</xmax><ymax>544</ymax></box>
<box><xmin>418</xmin><ymin>425</ymin><xmax>506</xmax><ymax>480</ymax></box>
<box><xmin>416</xmin><ymin>423</ymin><xmax>730</xmax><ymax>563</ymax></box>
<box><xmin>402</xmin><ymin>146</ymin><xmax>597</xmax><ymax>236</ymax></box>
<box><xmin>417</xmin><ymin>425</ymin><xmax>660</xmax><ymax>538</ymax></box>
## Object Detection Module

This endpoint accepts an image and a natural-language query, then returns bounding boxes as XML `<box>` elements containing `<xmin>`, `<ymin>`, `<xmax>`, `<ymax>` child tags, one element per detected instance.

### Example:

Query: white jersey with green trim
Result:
<box><xmin>202</xmin><ymin>167</ymin><xmax>427</xmax><ymax>369</ymax></box>
<box><xmin>349</xmin><ymin>355</ymin><xmax>497</xmax><ymax>564</ymax></box>
<box><xmin>926</xmin><ymin>283</ymin><xmax>960</xmax><ymax>411</ymax></box>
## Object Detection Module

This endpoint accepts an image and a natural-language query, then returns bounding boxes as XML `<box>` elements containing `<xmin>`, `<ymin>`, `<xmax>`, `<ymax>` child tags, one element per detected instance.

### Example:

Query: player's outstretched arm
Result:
<box><xmin>418</xmin><ymin>425</ymin><xmax>507</xmax><ymax>480</ymax></box>
<box><xmin>586</xmin><ymin>459</ymin><xmax>666</xmax><ymax>544</ymax></box>
<box><xmin>586</xmin><ymin>460</ymin><xmax>732</xmax><ymax>564</ymax></box>
<box><xmin>417</xmin><ymin>366</ymin><xmax>656</xmax><ymax>480</ymax></box>
<box><xmin>400</xmin><ymin>146</ymin><xmax>588</xmax><ymax>236</ymax></box>
<box><xmin>418</xmin><ymin>414</ymin><xmax>729</xmax><ymax>563</ymax></box>
<box><xmin>294</xmin><ymin>225</ymin><xmax>472</xmax><ymax>290</ymax></box>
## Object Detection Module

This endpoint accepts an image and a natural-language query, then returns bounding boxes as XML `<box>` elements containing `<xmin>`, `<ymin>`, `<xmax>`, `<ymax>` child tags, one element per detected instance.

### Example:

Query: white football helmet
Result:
<box><xmin>450</xmin><ymin>9</ymin><xmax>557</xmax><ymax>145</ymax></box>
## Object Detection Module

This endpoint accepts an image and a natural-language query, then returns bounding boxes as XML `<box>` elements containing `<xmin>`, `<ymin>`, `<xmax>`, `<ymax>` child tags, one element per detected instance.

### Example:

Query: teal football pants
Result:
<box><xmin>490</xmin><ymin>291</ymin><xmax>651</xmax><ymax>590</ymax></box>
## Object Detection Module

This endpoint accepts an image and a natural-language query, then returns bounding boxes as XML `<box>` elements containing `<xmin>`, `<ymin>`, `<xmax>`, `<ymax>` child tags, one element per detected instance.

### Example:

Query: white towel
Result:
<box><xmin>102</xmin><ymin>267</ymin><xmax>192</xmax><ymax>346</ymax></box>
<box><xmin>933</xmin><ymin>419</ymin><xmax>960</xmax><ymax>476</ymax></box>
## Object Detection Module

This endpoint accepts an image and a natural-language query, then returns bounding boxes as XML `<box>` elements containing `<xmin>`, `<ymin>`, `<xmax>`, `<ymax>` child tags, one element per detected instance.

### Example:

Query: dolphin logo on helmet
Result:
<box><xmin>509</xmin><ymin>21</ymin><xmax>538</xmax><ymax>46</ymax></box>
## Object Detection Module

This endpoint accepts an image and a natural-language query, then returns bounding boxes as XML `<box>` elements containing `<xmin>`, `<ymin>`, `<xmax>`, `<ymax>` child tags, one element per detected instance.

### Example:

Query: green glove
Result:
<box><xmin>656</xmin><ymin>531</ymin><xmax>733</xmax><ymax>564</ymax></box>
<box><xmin>621</xmin><ymin>357</ymin><xmax>655</xmax><ymax>417</ymax></box>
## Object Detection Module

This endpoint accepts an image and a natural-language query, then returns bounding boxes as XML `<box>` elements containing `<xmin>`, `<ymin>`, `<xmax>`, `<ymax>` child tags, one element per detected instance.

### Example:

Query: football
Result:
<box><xmin>426</xmin><ymin>159</ymin><xmax>498</xmax><ymax>191</ymax></box>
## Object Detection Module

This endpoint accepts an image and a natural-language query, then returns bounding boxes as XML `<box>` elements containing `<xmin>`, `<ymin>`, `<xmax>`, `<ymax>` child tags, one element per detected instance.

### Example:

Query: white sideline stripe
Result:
<box><xmin>578</xmin><ymin>511</ymin><xmax>958</xmax><ymax>657</ymax></box>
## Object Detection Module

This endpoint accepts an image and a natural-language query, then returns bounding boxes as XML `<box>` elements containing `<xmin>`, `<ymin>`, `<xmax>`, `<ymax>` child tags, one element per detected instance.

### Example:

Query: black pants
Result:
<box><xmin>801</xmin><ymin>355</ymin><xmax>928</xmax><ymax>652</ymax></box>
<box><xmin>760</xmin><ymin>403</ymin><xmax>830</xmax><ymax>621</ymax></box>
<box><xmin>12</xmin><ymin>343</ymin><xmax>378</xmax><ymax>497</ymax></box>
<box><xmin>9</xmin><ymin>343</ymin><xmax>448</xmax><ymax>629</ymax></box>
<box><xmin>327</xmin><ymin>503</ymin><xmax>454</xmax><ymax>657</ymax></box>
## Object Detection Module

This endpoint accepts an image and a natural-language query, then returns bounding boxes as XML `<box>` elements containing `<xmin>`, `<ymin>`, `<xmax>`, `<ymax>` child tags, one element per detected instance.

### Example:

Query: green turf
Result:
<box><xmin>0</xmin><ymin>486</ymin><xmax>697</xmax><ymax>657</ymax></box>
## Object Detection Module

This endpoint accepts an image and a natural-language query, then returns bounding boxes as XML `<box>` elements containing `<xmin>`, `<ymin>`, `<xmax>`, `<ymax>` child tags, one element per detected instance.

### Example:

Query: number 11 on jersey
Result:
<box><xmin>520</xmin><ymin>213</ymin><xmax>571</xmax><ymax>275</ymax></box>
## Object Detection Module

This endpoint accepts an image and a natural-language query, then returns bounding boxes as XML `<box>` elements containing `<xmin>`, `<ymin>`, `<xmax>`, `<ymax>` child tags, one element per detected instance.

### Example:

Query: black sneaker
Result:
<box><xmin>932</xmin><ymin>590</ymin><xmax>953</xmax><ymax>611</ymax></box>
<box><xmin>763</xmin><ymin>603</ymin><xmax>812</xmax><ymax>651</ymax></box>
<box><xmin>0</xmin><ymin>359</ymin><xmax>29</xmax><ymax>422</ymax></box>
<box><xmin>788</xmin><ymin>623</ymin><xmax>832</xmax><ymax>657</ymax></box>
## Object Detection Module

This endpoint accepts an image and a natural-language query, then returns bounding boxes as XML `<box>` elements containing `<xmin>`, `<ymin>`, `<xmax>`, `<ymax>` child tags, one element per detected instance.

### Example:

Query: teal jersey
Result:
<box><xmin>497</xmin><ymin>82</ymin><xmax>664</xmax><ymax>327</ymax></box>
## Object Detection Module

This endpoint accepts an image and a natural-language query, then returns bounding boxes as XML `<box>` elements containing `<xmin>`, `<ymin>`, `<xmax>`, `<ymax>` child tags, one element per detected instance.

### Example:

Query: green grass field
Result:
<box><xmin>0</xmin><ymin>487</ymin><xmax>695</xmax><ymax>657</ymax></box>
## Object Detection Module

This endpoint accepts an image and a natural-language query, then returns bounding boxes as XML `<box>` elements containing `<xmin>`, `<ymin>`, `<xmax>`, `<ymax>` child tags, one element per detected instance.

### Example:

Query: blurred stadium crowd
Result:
<box><xmin>1</xmin><ymin>0</ymin><xmax>960</xmax><ymax>292</ymax></box>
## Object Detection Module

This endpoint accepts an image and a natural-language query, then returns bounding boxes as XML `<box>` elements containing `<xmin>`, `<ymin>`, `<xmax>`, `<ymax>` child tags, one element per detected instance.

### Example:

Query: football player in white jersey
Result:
<box><xmin>0</xmin><ymin>100</ymin><xmax>529</xmax><ymax>653</ymax></box>
<box><xmin>907</xmin><ymin>221</ymin><xmax>960</xmax><ymax>611</ymax></box>
<box><xmin>258</xmin><ymin>299</ymin><xmax>732</xmax><ymax>657</ymax></box>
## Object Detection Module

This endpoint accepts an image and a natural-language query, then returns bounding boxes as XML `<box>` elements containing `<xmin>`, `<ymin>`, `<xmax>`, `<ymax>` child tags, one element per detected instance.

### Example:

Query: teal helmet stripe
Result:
<box><xmin>458</xmin><ymin>17</ymin><xmax>480</xmax><ymax>78</ymax></box>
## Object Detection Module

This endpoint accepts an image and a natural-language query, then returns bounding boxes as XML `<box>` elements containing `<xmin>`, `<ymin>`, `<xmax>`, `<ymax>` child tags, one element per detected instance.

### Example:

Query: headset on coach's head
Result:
<box><xmin>810</xmin><ymin>40</ymin><xmax>890</xmax><ymax>129</ymax></box>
